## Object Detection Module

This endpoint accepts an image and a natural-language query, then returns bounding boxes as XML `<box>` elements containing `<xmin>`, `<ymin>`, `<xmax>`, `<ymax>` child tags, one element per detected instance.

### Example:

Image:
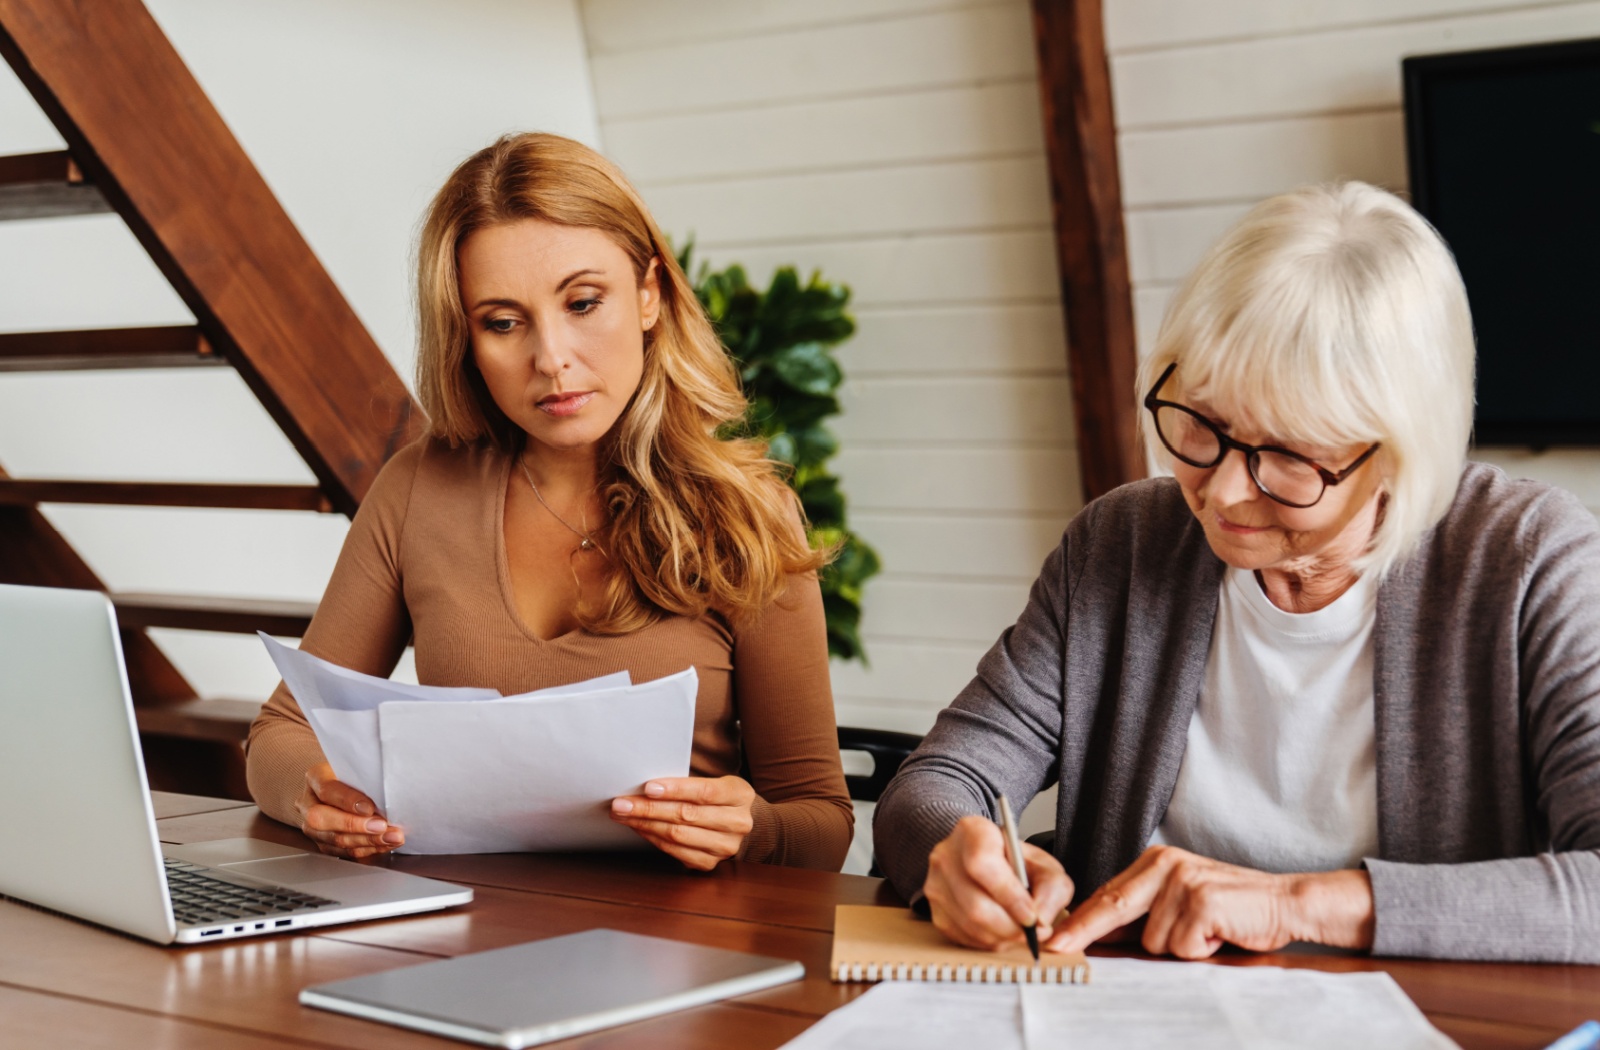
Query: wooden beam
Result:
<box><xmin>0</xmin><ymin>479</ymin><xmax>333</xmax><ymax>512</ymax></box>
<box><xmin>0</xmin><ymin>148</ymin><xmax>109</xmax><ymax>220</ymax></box>
<box><xmin>0</xmin><ymin>460</ymin><xmax>195</xmax><ymax>707</ymax></box>
<box><xmin>0</xmin><ymin>326</ymin><xmax>222</xmax><ymax>371</ymax></box>
<box><xmin>0</xmin><ymin>2</ymin><xmax>423</xmax><ymax>516</ymax></box>
<box><xmin>1029</xmin><ymin>0</ymin><xmax>1143</xmax><ymax>501</ymax></box>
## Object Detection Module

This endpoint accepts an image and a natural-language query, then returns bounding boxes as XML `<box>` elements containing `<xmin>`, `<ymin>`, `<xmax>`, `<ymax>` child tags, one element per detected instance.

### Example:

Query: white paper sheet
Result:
<box><xmin>259</xmin><ymin>634</ymin><xmax>683</xmax><ymax>853</ymax></box>
<box><xmin>1021</xmin><ymin>958</ymin><xmax>1457</xmax><ymax>1050</ymax></box>
<box><xmin>380</xmin><ymin>668</ymin><xmax>697</xmax><ymax>854</ymax></box>
<box><xmin>777</xmin><ymin>983</ymin><xmax>1024</xmax><ymax>1050</ymax></box>
<box><xmin>776</xmin><ymin>958</ymin><xmax>1457</xmax><ymax>1050</ymax></box>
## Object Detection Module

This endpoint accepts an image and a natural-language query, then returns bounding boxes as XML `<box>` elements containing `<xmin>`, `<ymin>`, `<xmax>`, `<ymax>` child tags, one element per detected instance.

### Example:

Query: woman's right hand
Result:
<box><xmin>923</xmin><ymin>814</ymin><xmax>1075</xmax><ymax>951</ymax></box>
<box><xmin>293</xmin><ymin>761</ymin><xmax>404</xmax><ymax>859</ymax></box>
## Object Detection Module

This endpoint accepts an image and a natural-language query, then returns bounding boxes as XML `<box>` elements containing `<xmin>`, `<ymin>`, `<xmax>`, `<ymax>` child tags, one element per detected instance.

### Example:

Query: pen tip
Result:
<box><xmin>1025</xmin><ymin>925</ymin><xmax>1040</xmax><ymax>962</ymax></box>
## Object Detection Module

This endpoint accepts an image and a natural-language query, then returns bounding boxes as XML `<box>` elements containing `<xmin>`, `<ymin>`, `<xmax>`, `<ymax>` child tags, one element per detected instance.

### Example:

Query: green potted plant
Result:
<box><xmin>680</xmin><ymin>247</ymin><xmax>881</xmax><ymax>663</ymax></box>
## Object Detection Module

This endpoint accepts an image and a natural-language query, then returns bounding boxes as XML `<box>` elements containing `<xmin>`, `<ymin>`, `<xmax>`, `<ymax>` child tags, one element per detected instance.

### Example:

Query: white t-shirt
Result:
<box><xmin>1150</xmin><ymin>566</ymin><xmax>1380</xmax><ymax>873</ymax></box>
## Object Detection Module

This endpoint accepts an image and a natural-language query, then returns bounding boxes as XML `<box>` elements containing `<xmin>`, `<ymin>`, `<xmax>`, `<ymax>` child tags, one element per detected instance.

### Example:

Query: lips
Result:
<box><xmin>1215</xmin><ymin>512</ymin><xmax>1269</xmax><ymax>534</ymax></box>
<box><xmin>537</xmin><ymin>391</ymin><xmax>595</xmax><ymax>417</ymax></box>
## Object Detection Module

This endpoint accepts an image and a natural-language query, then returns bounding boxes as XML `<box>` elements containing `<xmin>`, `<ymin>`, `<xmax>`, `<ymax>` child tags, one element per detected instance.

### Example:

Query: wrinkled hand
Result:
<box><xmin>1045</xmin><ymin>845</ymin><xmax>1375</xmax><ymax>959</ymax></box>
<box><xmin>610</xmin><ymin>776</ymin><xmax>755</xmax><ymax>871</ymax></box>
<box><xmin>294</xmin><ymin>761</ymin><xmax>403</xmax><ymax>859</ymax></box>
<box><xmin>924</xmin><ymin>815</ymin><xmax>1075</xmax><ymax>951</ymax></box>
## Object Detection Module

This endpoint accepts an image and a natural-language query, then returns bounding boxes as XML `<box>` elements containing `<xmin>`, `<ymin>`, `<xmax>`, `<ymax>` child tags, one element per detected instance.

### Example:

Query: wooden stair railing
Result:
<box><xmin>0</xmin><ymin>327</ymin><xmax>222</xmax><ymax>371</ymax></box>
<box><xmin>0</xmin><ymin>0</ymin><xmax>425</xmax><ymax>798</ymax></box>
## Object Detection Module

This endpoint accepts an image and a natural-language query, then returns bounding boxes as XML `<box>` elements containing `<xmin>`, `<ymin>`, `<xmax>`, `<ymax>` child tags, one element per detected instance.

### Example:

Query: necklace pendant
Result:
<box><xmin>579</xmin><ymin>538</ymin><xmax>593</xmax><ymax>551</ymax></box>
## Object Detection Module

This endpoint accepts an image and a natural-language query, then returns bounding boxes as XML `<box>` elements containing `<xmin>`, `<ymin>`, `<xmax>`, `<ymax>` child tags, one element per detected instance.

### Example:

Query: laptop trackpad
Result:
<box><xmin>167</xmin><ymin>838</ymin><xmax>390</xmax><ymax>886</ymax></box>
<box><xmin>230</xmin><ymin>853</ymin><xmax>389</xmax><ymax>885</ymax></box>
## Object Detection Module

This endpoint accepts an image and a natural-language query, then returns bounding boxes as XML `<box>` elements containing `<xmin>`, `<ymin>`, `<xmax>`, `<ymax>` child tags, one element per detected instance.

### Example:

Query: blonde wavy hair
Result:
<box><xmin>415</xmin><ymin>132</ymin><xmax>827</xmax><ymax>631</ymax></box>
<box><xmin>1139</xmin><ymin>181</ymin><xmax>1476</xmax><ymax>580</ymax></box>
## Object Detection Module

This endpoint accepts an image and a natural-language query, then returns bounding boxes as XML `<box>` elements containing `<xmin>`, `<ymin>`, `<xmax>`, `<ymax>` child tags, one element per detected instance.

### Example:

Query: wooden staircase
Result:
<box><xmin>0</xmin><ymin>0</ymin><xmax>421</xmax><ymax>797</ymax></box>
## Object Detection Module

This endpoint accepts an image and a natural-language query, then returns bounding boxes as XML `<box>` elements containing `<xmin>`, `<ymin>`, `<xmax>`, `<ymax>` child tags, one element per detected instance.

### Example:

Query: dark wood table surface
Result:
<box><xmin>2</xmin><ymin>792</ymin><xmax>1595</xmax><ymax>1049</ymax></box>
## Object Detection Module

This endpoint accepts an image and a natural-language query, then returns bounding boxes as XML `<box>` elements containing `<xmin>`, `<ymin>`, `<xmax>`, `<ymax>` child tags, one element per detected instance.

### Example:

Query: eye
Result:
<box><xmin>482</xmin><ymin>317</ymin><xmax>517</xmax><ymax>334</ymax></box>
<box><xmin>569</xmin><ymin>297</ymin><xmax>603</xmax><ymax>316</ymax></box>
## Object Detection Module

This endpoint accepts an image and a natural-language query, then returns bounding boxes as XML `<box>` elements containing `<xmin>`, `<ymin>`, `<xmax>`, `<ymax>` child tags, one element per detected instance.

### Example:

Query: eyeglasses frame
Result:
<box><xmin>1143</xmin><ymin>363</ymin><xmax>1380</xmax><ymax>509</ymax></box>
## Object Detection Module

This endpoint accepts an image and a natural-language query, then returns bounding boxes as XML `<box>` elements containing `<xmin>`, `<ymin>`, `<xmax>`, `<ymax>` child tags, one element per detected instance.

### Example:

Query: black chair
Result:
<box><xmin>837</xmin><ymin>726</ymin><xmax>922</xmax><ymax>878</ymax></box>
<box><xmin>836</xmin><ymin>726</ymin><xmax>923</xmax><ymax>803</ymax></box>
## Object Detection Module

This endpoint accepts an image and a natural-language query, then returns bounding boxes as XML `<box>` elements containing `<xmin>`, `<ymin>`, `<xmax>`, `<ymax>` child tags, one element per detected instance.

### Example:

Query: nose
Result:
<box><xmin>1203</xmin><ymin>446</ymin><xmax>1260</xmax><ymax>505</ymax></box>
<box><xmin>527</xmin><ymin>324</ymin><xmax>571</xmax><ymax>378</ymax></box>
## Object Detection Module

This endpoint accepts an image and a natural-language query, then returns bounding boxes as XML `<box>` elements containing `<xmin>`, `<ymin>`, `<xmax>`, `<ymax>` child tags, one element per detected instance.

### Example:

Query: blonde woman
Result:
<box><xmin>246</xmin><ymin>133</ymin><xmax>852</xmax><ymax>871</ymax></box>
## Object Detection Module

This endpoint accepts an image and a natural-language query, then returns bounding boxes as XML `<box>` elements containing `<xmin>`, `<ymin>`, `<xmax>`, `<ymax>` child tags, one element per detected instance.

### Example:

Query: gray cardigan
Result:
<box><xmin>874</xmin><ymin>463</ymin><xmax>1600</xmax><ymax>962</ymax></box>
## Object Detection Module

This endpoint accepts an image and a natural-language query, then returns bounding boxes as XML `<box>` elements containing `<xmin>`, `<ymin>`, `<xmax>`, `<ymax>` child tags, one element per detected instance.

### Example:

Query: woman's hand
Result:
<box><xmin>293</xmin><ymin>761</ymin><xmax>404</xmax><ymax>859</ymax></box>
<box><xmin>1045</xmin><ymin>845</ymin><xmax>1375</xmax><ymax>959</ymax></box>
<box><xmin>610</xmin><ymin>776</ymin><xmax>755</xmax><ymax>871</ymax></box>
<box><xmin>924</xmin><ymin>815</ymin><xmax>1076</xmax><ymax>951</ymax></box>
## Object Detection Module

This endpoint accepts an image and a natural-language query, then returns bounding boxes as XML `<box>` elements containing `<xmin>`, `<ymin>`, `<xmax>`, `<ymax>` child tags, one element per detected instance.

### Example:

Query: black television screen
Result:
<box><xmin>1404</xmin><ymin>37</ymin><xmax>1600</xmax><ymax>447</ymax></box>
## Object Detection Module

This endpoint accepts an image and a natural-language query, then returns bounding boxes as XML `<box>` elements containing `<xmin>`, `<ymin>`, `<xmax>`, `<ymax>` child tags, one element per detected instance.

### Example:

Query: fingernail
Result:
<box><xmin>365</xmin><ymin>818</ymin><xmax>387</xmax><ymax>833</ymax></box>
<box><xmin>354</xmin><ymin>802</ymin><xmax>373</xmax><ymax>816</ymax></box>
<box><xmin>612</xmin><ymin>798</ymin><xmax>634</xmax><ymax>814</ymax></box>
<box><xmin>382</xmin><ymin>830</ymin><xmax>403</xmax><ymax>845</ymax></box>
<box><xmin>644</xmin><ymin>782</ymin><xmax>664</xmax><ymax>797</ymax></box>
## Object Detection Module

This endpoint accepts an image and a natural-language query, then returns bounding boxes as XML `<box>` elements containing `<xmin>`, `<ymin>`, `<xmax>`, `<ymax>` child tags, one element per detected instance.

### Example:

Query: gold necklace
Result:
<box><xmin>517</xmin><ymin>458</ymin><xmax>602</xmax><ymax>554</ymax></box>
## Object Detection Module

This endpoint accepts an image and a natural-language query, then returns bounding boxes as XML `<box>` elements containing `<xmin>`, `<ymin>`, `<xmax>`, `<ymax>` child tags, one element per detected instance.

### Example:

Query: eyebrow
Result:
<box><xmin>557</xmin><ymin>268</ymin><xmax>604</xmax><ymax>291</ymax></box>
<box><xmin>469</xmin><ymin>297</ymin><xmax>522</xmax><ymax>312</ymax></box>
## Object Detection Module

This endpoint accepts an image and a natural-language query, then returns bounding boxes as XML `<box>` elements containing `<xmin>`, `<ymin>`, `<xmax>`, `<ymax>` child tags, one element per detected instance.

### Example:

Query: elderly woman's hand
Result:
<box><xmin>1045</xmin><ymin>845</ymin><xmax>1375</xmax><ymax>959</ymax></box>
<box><xmin>294</xmin><ymin>761</ymin><xmax>404</xmax><ymax>859</ymax></box>
<box><xmin>610</xmin><ymin>776</ymin><xmax>756</xmax><ymax>871</ymax></box>
<box><xmin>924</xmin><ymin>815</ymin><xmax>1076</xmax><ymax>951</ymax></box>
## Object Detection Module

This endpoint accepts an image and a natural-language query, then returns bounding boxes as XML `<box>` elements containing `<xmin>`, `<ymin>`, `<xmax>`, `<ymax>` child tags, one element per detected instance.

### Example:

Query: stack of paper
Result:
<box><xmin>260</xmin><ymin>635</ymin><xmax>696</xmax><ymax>854</ymax></box>
<box><xmin>780</xmin><ymin>956</ymin><xmax>1458</xmax><ymax>1049</ymax></box>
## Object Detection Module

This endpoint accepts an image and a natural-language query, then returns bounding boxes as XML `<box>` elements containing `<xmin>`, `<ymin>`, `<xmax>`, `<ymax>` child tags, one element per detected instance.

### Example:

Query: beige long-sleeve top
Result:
<box><xmin>245</xmin><ymin>438</ymin><xmax>853</xmax><ymax>870</ymax></box>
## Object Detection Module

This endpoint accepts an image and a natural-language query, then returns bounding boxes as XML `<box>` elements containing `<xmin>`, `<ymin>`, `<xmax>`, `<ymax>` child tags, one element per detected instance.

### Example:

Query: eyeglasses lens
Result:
<box><xmin>1154</xmin><ymin>406</ymin><xmax>1220</xmax><ymax>466</ymax></box>
<box><xmin>1250</xmin><ymin>452</ymin><xmax>1323</xmax><ymax>507</ymax></box>
<box><xmin>1154</xmin><ymin>406</ymin><xmax>1326</xmax><ymax>508</ymax></box>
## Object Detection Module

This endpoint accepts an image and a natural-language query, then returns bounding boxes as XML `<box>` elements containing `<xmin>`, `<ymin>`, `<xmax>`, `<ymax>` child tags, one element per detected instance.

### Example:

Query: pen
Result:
<box><xmin>997</xmin><ymin>794</ymin><xmax>1039</xmax><ymax>962</ymax></box>
<box><xmin>1545</xmin><ymin>1021</ymin><xmax>1600</xmax><ymax>1050</ymax></box>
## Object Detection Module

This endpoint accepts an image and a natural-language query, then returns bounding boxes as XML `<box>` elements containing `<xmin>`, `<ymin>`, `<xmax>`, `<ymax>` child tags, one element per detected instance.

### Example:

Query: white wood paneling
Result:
<box><xmin>836</xmin><ymin>448</ymin><xmax>1079</xmax><ymax>513</ymax></box>
<box><xmin>695</xmin><ymin>229</ymin><xmax>1061</xmax><ymax>307</ymax></box>
<box><xmin>603</xmin><ymin>81</ymin><xmax>1043</xmax><ymax>184</ymax></box>
<box><xmin>1120</xmin><ymin>110</ymin><xmax>1408</xmax><ymax>207</ymax></box>
<box><xmin>585</xmin><ymin>0</ymin><xmax>998</xmax><ymax>54</ymax></box>
<box><xmin>835</xmin><ymin>376</ymin><xmax>1074</xmax><ymax>444</ymax></box>
<box><xmin>831</xmin><ymin>638</ymin><xmax>990</xmax><ymax>705</ymax></box>
<box><xmin>1114</xmin><ymin>3</ymin><xmax>1600</xmax><ymax>128</ymax></box>
<box><xmin>1106</xmin><ymin>0</ymin><xmax>1585</xmax><ymax>53</ymax></box>
<box><xmin>860</xmin><ymin>578</ymin><xmax>1033</xmax><ymax>643</ymax></box>
<box><xmin>646</xmin><ymin>157</ymin><xmax>1051</xmax><ymax>247</ymax></box>
<box><xmin>849</xmin><ymin>511</ymin><xmax>1065</xmax><ymax>579</ymax></box>
<box><xmin>1125</xmin><ymin>202</ymin><xmax>1253</xmax><ymax>285</ymax></box>
<box><xmin>590</xmin><ymin>4</ymin><xmax>1036</xmax><ymax>118</ymax></box>
<box><xmin>842</xmin><ymin>304</ymin><xmax>1067</xmax><ymax>376</ymax></box>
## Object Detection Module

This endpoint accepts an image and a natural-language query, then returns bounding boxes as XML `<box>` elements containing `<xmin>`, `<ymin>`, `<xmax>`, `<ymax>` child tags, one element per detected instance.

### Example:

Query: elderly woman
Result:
<box><xmin>874</xmin><ymin>181</ymin><xmax>1600</xmax><ymax>963</ymax></box>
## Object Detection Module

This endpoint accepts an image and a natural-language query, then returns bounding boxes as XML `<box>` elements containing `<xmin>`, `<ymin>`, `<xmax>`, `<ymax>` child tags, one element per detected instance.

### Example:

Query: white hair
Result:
<box><xmin>1138</xmin><ymin>181</ymin><xmax>1476</xmax><ymax>579</ymax></box>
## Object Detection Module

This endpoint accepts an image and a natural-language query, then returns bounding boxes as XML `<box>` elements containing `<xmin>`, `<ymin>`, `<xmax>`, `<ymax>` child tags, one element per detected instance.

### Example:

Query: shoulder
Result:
<box><xmin>1419</xmin><ymin>461</ymin><xmax>1598</xmax><ymax>568</ymax></box>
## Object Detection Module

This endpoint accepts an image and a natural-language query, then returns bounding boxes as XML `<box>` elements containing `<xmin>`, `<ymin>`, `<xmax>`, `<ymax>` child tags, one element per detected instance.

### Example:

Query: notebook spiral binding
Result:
<box><xmin>831</xmin><ymin>961</ymin><xmax>1090</xmax><ymax>983</ymax></box>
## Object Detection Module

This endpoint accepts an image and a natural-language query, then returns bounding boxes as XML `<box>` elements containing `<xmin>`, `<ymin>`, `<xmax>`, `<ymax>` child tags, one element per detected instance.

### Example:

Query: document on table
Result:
<box><xmin>778</xmin><ymin>957</ymin><xmax>1458</xmax><ymax>1050</ymax></box>
<box><xmin>259</xmin><ymin>635</ymin><xmax>694</xmax><ymax>853</ymax></box>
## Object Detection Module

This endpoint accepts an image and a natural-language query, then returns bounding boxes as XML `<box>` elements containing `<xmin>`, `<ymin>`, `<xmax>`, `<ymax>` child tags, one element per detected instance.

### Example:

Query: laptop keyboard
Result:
<box><xmin>163</xmin><ymin>858</ymin><xmax>340</xmax><ymax>926</ymax></box>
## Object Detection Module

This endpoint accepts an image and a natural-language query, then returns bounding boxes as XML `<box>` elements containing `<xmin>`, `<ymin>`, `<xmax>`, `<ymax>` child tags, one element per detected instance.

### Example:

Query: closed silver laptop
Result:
<box><xmin>0</xmin><ymin>582</ymin><xmax>472</xmax><ymax>944</ymax></box>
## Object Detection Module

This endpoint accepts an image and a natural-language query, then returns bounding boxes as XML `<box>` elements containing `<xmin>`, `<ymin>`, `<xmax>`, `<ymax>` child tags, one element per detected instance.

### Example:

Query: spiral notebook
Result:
<box><xmin>830</xmin><ymin>906</ymin><xmax>1090</xmax><ymax>984</ymax></box>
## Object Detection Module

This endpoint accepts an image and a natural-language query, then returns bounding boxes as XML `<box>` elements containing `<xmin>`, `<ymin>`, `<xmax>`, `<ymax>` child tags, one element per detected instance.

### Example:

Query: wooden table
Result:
<box><xmin>2</xmin><ymin>793</ymin><xmax>1595</xmax><ymax>1049</ymax></box>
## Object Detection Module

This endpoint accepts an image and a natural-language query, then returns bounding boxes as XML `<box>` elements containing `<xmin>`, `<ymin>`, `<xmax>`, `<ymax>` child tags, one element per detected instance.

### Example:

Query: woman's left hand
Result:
<box><xmin>610</xmin><ymin>775</ymin><xmax>756</xmax><ymax>871</ymax></box>
<box><xmin>1045</xmin><ymin>845</ymin><xmax>1375</xmax><ymax>959</ymax></box>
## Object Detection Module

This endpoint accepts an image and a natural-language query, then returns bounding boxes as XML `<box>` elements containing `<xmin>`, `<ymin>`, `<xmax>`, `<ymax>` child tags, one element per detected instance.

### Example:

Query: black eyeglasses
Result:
<box><xmin>1144</xmin><ymin>363</ymin><xmax>1380</xmax><ymax>509</ymax></box>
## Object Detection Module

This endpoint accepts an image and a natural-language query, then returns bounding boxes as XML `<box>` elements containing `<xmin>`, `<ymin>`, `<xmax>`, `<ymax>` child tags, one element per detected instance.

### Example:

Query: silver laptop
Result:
<box><xmin>0</xmin><ymin>582</ymin><xmax>472</xmax><ymax>944</ymax></box>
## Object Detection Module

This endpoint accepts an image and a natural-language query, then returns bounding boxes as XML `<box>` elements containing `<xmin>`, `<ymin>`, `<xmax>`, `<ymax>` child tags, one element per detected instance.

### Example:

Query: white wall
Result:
<box><xmin>1106</xmin><ymin>0</ymin><xmax>1600</xmax><ymax>514</ymax></box>
<box><xmin>580</xmin><ymin>0</ymin><xmax>1082</xmax><ymax>737</ymax></box>
<box><xmin>0</xmin><ymin>0</ymin><xmax>599</xmax><ymax>697</ymax></box>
